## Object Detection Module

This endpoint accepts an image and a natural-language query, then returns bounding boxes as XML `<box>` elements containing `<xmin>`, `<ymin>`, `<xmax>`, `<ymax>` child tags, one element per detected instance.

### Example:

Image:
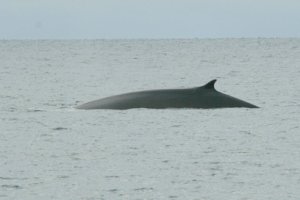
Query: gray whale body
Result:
<box><xmin>76</xmin><ymin>80</ymin><xmax>258</xmax><ymax>110</ymax></box>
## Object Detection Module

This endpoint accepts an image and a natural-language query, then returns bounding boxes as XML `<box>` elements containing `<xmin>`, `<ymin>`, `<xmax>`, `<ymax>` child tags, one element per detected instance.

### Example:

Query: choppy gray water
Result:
<box><xmin>1</xmin><ymin>39</ymin><xmax>300</xmax><ymax>200</ymax></box>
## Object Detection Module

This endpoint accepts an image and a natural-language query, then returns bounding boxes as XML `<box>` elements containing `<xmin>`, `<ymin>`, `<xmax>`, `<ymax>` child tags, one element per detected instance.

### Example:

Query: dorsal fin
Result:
<box><xmin>203</xmin><ymin>79</ymin><xmax>217</xmax><ymax>89</ymax></box>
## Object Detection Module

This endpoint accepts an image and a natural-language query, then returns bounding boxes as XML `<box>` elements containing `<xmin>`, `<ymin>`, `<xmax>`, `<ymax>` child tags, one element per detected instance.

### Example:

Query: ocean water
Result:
<box><xmin>0</xmin><ymin>39</ymin><xmax>300</xmax><ymax>200</ymax></box>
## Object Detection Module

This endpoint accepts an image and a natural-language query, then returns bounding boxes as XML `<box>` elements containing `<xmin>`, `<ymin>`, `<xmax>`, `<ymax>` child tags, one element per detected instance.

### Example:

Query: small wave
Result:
<box><xmin>27</xmin><ymin>108</ymin><xmax>46</xmax><ymax>112</ymax></box>
<box><xmin>0</xmin><ymin>177</ymin><xmax>28</xmax><ymax>180</ymax></box>
<box><xmin>52</xmin><ymin>127</ymin><xmax>68</xmax><ymax>131</ymax></box>
<box><xmin>1</xmin><ymin>184</ymin><xmax>22</xmax><ymax>189</ymax></box>
<box><xmin>133</xmin><ymin>187</ymin><xmax>154</xmax><ymax>191</ymax></box>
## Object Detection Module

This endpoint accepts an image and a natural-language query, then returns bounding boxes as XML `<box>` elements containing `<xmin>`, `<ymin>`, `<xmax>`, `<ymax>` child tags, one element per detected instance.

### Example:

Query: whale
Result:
<box><xmin>76</xmin><ymin>79</ymin><xmax>258</xmax><ymax>110</ymax></box>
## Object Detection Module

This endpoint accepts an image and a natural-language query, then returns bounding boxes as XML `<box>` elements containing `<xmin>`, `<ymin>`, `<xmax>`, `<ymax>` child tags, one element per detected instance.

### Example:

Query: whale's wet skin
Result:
<box><xmin>76</xmin><ymin>80</ymin><xmax>258</xmax><ymax>110</ymax></box>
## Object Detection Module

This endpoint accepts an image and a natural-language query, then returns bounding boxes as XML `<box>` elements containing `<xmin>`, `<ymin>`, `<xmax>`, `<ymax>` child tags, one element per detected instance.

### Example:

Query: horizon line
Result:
<box><xmin>1</xmin><ymin>36</ymin><xmax>300</xmax><ymax>41</ymax></box>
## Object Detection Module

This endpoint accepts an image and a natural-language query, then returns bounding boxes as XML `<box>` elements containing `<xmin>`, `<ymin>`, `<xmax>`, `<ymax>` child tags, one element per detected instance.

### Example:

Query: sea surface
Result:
<box><xmin>0</xmin><ymin>39</ymin><xmax>300</xmax><ymax>200</ymax></box>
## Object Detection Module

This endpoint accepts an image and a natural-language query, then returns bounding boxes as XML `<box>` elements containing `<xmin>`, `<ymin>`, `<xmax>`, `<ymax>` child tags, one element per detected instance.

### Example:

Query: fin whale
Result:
<box><xmin>76</xmin><ymin>79</ymin><xmax>258</xmax><ymax>110</ymax></box>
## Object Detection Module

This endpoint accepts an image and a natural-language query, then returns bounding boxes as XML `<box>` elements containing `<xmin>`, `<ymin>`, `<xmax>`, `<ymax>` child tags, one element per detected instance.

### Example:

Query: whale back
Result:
<box><xmin>76</xmin><ymin>79</ymin><xmax>258</xmax><ymax>109</ymax></box>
